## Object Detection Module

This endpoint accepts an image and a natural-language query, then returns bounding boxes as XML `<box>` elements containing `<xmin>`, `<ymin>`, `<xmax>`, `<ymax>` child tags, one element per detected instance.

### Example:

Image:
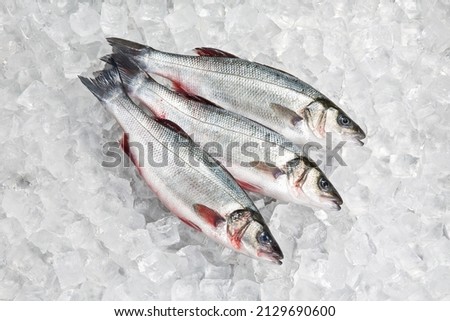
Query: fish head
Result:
<box><xmin>303</xmin><ymin>98</ymin><xmax>366</xmax><ymax>145</ymax></box>
<box><xmin>286</xmin><ymin>157</ymin><xmax>343</xmax><ymax>210</ymax></box>
<box><xmin>227</xmin><ymin>209</ymin><xmax>283</xmax><ymax>265</ymax></box>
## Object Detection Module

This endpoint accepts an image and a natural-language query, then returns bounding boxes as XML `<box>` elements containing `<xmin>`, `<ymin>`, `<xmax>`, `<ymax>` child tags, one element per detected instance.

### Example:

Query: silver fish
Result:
<box><xmin>107</xmin><ymin>38</ymin><xmax>366</xmax><ymax>146</ymax></box>
<box><xmin>108</xmin><ymin>53</ymin><xmax>343</xmax><ymax>211</ymax></box>
<box><xmin>78</xmin><ymin>68</ymin><xmax>283</xmax><ymax>264</ymax></box>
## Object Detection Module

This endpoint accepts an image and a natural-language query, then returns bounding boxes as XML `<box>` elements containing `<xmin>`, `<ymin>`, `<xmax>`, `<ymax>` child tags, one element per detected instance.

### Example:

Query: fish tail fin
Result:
<box><xmin>108</xmin><ymin>53</ymin><xmax>157</xmax><ymax>91</ymax></box>
<box><xmin>106</xmin><ymin>37</ymin><xmax>153</xmax><ymax>56</ymax></box>
<box><xmin>78</xmin><ymin>67</ymin><xmax>125</xmax><ymax>102</ymax></box>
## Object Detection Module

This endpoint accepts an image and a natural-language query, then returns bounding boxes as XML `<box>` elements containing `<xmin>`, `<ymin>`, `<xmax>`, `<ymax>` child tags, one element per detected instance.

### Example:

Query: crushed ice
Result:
<box><xmin>0</xmin><ymin>0</ymin><xmax>449</xmax><ymax>300</ymax></box>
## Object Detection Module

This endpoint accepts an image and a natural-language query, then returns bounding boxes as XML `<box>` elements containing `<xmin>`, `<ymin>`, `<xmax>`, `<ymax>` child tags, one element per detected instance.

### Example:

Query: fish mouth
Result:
<box><xmin>330</xmin><ymin>201</ymin><xmax>342</xmax><ymax>211</ymax></box>
<box><xmin>347</xmin><ymin>135</ymin><xmax>365</xmax><ymax>146</ymax></box>
<box><xmin>353</xmin><ymin>129</ymin><xmax>366</xmax><ymax>146</ymax></box>
<box><xmin>258</xmin><ymin>248</ymin><xmax>284</xmax><ymax>265</ymax></box>
<box><xmin>322</xmin><ymin>195</ymin><xmax>343</xmax><ymax>211</ymax></box>
<box><xmin>342</xmin><ymin>127</ymin><xmax>366</xmax><ymax>146</ymax></box>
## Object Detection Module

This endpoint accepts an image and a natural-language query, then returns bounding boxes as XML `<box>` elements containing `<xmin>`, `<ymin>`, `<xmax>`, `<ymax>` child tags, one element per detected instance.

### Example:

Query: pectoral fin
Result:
<box><xmin>248</xmin><ymin>161</ymin><xmax>284</xmax><ymax>179</ymax></box>
<box><xmin>236</xmin><ymin>179</ymin><xmax>262</xmax><ymax>193</ymax></box>
<box><xmin>270</xmin><ymin>103</ymin><xmax>303</xmax><ymax>127</ymax></box>
<box><xmin>193</xmin><ymin>204</ymin><xmax>225</xmax><ymax>227</ymax></box>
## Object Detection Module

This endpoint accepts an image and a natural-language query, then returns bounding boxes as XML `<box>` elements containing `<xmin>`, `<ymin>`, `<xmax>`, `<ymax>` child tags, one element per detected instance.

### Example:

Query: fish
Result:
<box><xmin>106</xmin><ymin>53</ymin><xmax>343</xmax><ymax>211</ymax></box>
<box><xmin>78</xmin><ymin>67</ymin><xmax>284</xmax><ymax>264</ymax></box>
<box><xmin>106</xmin><ymin>37</ymin><xmax>366</xmax><ymax>146</ymax></box>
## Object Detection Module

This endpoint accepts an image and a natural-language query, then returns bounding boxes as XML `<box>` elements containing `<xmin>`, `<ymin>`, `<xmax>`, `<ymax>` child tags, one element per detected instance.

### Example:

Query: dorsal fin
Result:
<box><xmin>194</xmin><ymin>47</ymin><xmax>239</xmax><ymax>58</ymax></box>
<box><xmin>153</xmin><ymin>118</ymin><xmax>191</xmax><ymax>139</ymax></box>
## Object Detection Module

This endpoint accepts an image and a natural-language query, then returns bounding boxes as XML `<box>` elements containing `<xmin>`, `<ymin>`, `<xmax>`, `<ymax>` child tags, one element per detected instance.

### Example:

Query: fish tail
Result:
<box><xmin>108</xmin><ymin>53</ymin><xmax>157</xmax><ymax>91</ymax></box>
<box><xmin>78</xmin><ymin>67</ymin><xmax>124</xmax><ymax>102</ymax></box>
<box><xmin>106</xmin><ymin>37</ymin><xmax>152</xmax><ymax>57</ymax></box>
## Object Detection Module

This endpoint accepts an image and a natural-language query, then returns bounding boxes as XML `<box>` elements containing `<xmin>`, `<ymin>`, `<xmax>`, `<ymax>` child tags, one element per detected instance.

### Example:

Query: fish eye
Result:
<box><xmin>318</xmin><ymin>177</ymin><xmax>331</xmax><ymax>192</ymax></box>
<box><xmin>258</xmin><ymin>232</ymin><xmax>272</xmax><ymax>245</ymax></box>
<box><xmin>337</xmin><ymin>114</ymin><xmax>352</xmax><ymax>127</ymax></box>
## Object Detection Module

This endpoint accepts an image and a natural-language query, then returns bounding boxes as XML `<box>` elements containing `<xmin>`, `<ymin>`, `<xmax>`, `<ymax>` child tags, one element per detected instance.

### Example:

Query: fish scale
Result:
<box><xmin>111</xmin><ymin>54</ymin><xmax>343</xmax><ymax>210</ymax></box>
<box><xmin>107</xmin><ymin>37</ymin><xmax>366</xmax><ymax>146</ymax></box>
<box><xmin>78</xmin><ymin>68</ymin><xmax>283</xmax><ymax>264</ymax></box>
<box><xmin>147</xmin><ymin>53</ymin><xmax>311</xmax><ymax>142</ymax></box>
<box><xmin>111</xmin><ymin>97</ymin><xmax>257</xmax><ymax>218</ymax></box>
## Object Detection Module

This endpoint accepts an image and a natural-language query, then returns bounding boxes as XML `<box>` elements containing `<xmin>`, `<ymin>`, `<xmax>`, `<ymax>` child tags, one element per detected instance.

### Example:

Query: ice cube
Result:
<box><xmin>124</xmin><ymin>229</ymin><xmax>153</xmax><ymax>260</ymax></box>
<box><xmin>146</xmin><ymin>216</ymin><xmax>180</xmax><ymax>247</ymax></box>
<box><xmin>43</xmin><ymin>18</ymin><xmax>72</xmax><ymax>51</ymax></box>
<box><xmin>290</xmin><ymin>278</ymin><xmax>323</xmax><ymax>300</ymax></box>
<box><xmin>100</xmin><ymin>2</ymin><xmax>128</xmax><ymax>36</ymax></box>
<box><xmin>2</xmin><ymin>189</ymin><xmax>43</xmax><ymax>235</ymax></box>
<box><xmin>171</xmin><ymin>28</ymin><xmax>203</xmax><ymax>53</ymax></box>
<box><xmin>0</xmin><ymin>267</ymin><xmax>23</xmax><ymax>300</ymax></box>
<box><xmin>261</xmin><ymin>278</ymin><xmax>291</xmax><ymax>300</ymax></box>
<box><xmin>76</xmin><ymin>281</ymin><xmax>105</xmax><ymax>300</ymax></box>
<box><xmin>69</xmin><ymin>3</ymin><xmax>100</xmax><ymax>37</ymax></box>
<box><xmin>7</xmin><ymin>241</ymin><xmax>53</xmax><ymax>288</ymax></box>
<box><xmin>16</xmin><ymin>80</ymin><xmax>48</xmax><ymax>110</ymax></box>
<box><xmin>325</xmin><ymin>251</ymin><xmax>351</xmax><ymax>289</ymax></box>
<box><xmin>424</xmin><ymin>266</ymin><xmax>450</xmax><ymax>299</ymax></box>
<box><xmin>0</xmin><ymin>217</ymin><xmax>26</xmax><ymax>246</ymax></box>
<box><xmin>270</xmin><ymin>203</ymin><xmax>313</xmax><ymax>238</ymax></box>
<box><xmin>84</xmin><ymin>254</ymin><xmax>123</xmax><ymax>286</ymax></box>
<box><xmin>205</xmin><ymin>263</ymin><xmax>231</xmax><ymax>279</ymax></box>
<box><xmin>132</xmin><ymin>0</ymin><xmax>169</xmax><ymax>23</ymax></box>
<box><xmin>397</xmin><ymin>0</ymin><xmax>421</xmax><ymax>19</ymax></box>
<box><xmin>136</xmin><ymin>249</ymin><xmax>177</xmax><ymax>283</ymax></box>
<box><xmin>62</xmin><ymin>50</ymin><xmax>91</xmax><ymax>79</ymax></box>
<box><xmin>199</xmin><ymin>278</ymin><xmax>231</xmax><ymax>300</ymax></box>
<box><xmin>344</xmin><ymin>231</ymin><xmax>375</xmax><ymax>266</ymax></box>
<box><xmin>359</xmin><ymin>48</ymin><xmax>391</xmax><ymax>79</ymax></box>
<box><xmin>225</xmin><ymin>4</ymin><xmax>258</xmax><ymax>36</ymax></box>
<box><xmin>423</xmin><ymin>238</ymin><xmax>450</xmax><ymax>269</ymax></box>
<box><xmin>389</xmin><ymin>154</ymin><xmax>421</xmax><ymax>178</ymax></box>
<box><xmin>103</xmin><ymin>271</ymin><xmax>158</xmax><ymax>300</ymax></box>
<box><xmin>297</xmin><ymin>222</ymin><xmax>327</xmax><ymax>249</ymax></box>
<box><xmin>171</xmin><ymin>277</ymin><xmax>200</xmax><ymax>300</ymax></box>
<box><xmin>198</xmin><ymin>19</ymin><xmax>227</xmax><ymax>47</ymax></box>
<box><xmin>164</xmin><ymin>5</ymin><xmax>197</xmax><ymax>33</ymax></box>
<box><xmin>228</xmin><ymin>279</ymin><xmax>260</xmax><ymax>300</ymax></box>
<box><xmin>64</xmin><ymin>219</ymin><xmax>98</xmax><ymax>251</ymax></box>
<box><xmin>196</xmin><ymin>3</ymin><xmax>225</xmax><ymax>19</ymax></box>
<box><xmin>28</xmin><ymin>229</ymin><xmax>68</xmax><ymax>255</ymax></box>
<box><xmin>53</xmin><ymin>251</ymin><xmax>86</xmax><ymax>288</ymax></box>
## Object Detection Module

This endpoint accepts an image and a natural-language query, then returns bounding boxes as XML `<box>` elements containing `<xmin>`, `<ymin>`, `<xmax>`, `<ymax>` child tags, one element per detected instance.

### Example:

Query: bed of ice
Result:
<box><xmin>1</xmin><ymin>0</ymin><xmax>449</xmax><ymax>300</ymax></box>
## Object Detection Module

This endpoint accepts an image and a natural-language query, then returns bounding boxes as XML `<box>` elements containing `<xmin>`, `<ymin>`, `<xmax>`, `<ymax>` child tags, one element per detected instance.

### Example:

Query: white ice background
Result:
<box><xmin>1</xmin><ymin>0</ymin><xmax>449</xmax><ymax>300</ymax></box>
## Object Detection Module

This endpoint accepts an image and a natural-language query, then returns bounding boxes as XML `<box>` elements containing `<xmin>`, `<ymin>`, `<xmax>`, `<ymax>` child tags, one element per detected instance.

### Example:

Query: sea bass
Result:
<box><xmin>108</xmin><ymin>53</ymin><xmax>343</xmax><ymax>211</ymax></box>
<box><xmin>107</xmin><ymin>37</ymin><xmax>366</xmax><ymax>146</ymax></box>
<box><xmin>78</xmin><ymin>68</ymin><xmax>283</xmax><ymax>264</ymax></box>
